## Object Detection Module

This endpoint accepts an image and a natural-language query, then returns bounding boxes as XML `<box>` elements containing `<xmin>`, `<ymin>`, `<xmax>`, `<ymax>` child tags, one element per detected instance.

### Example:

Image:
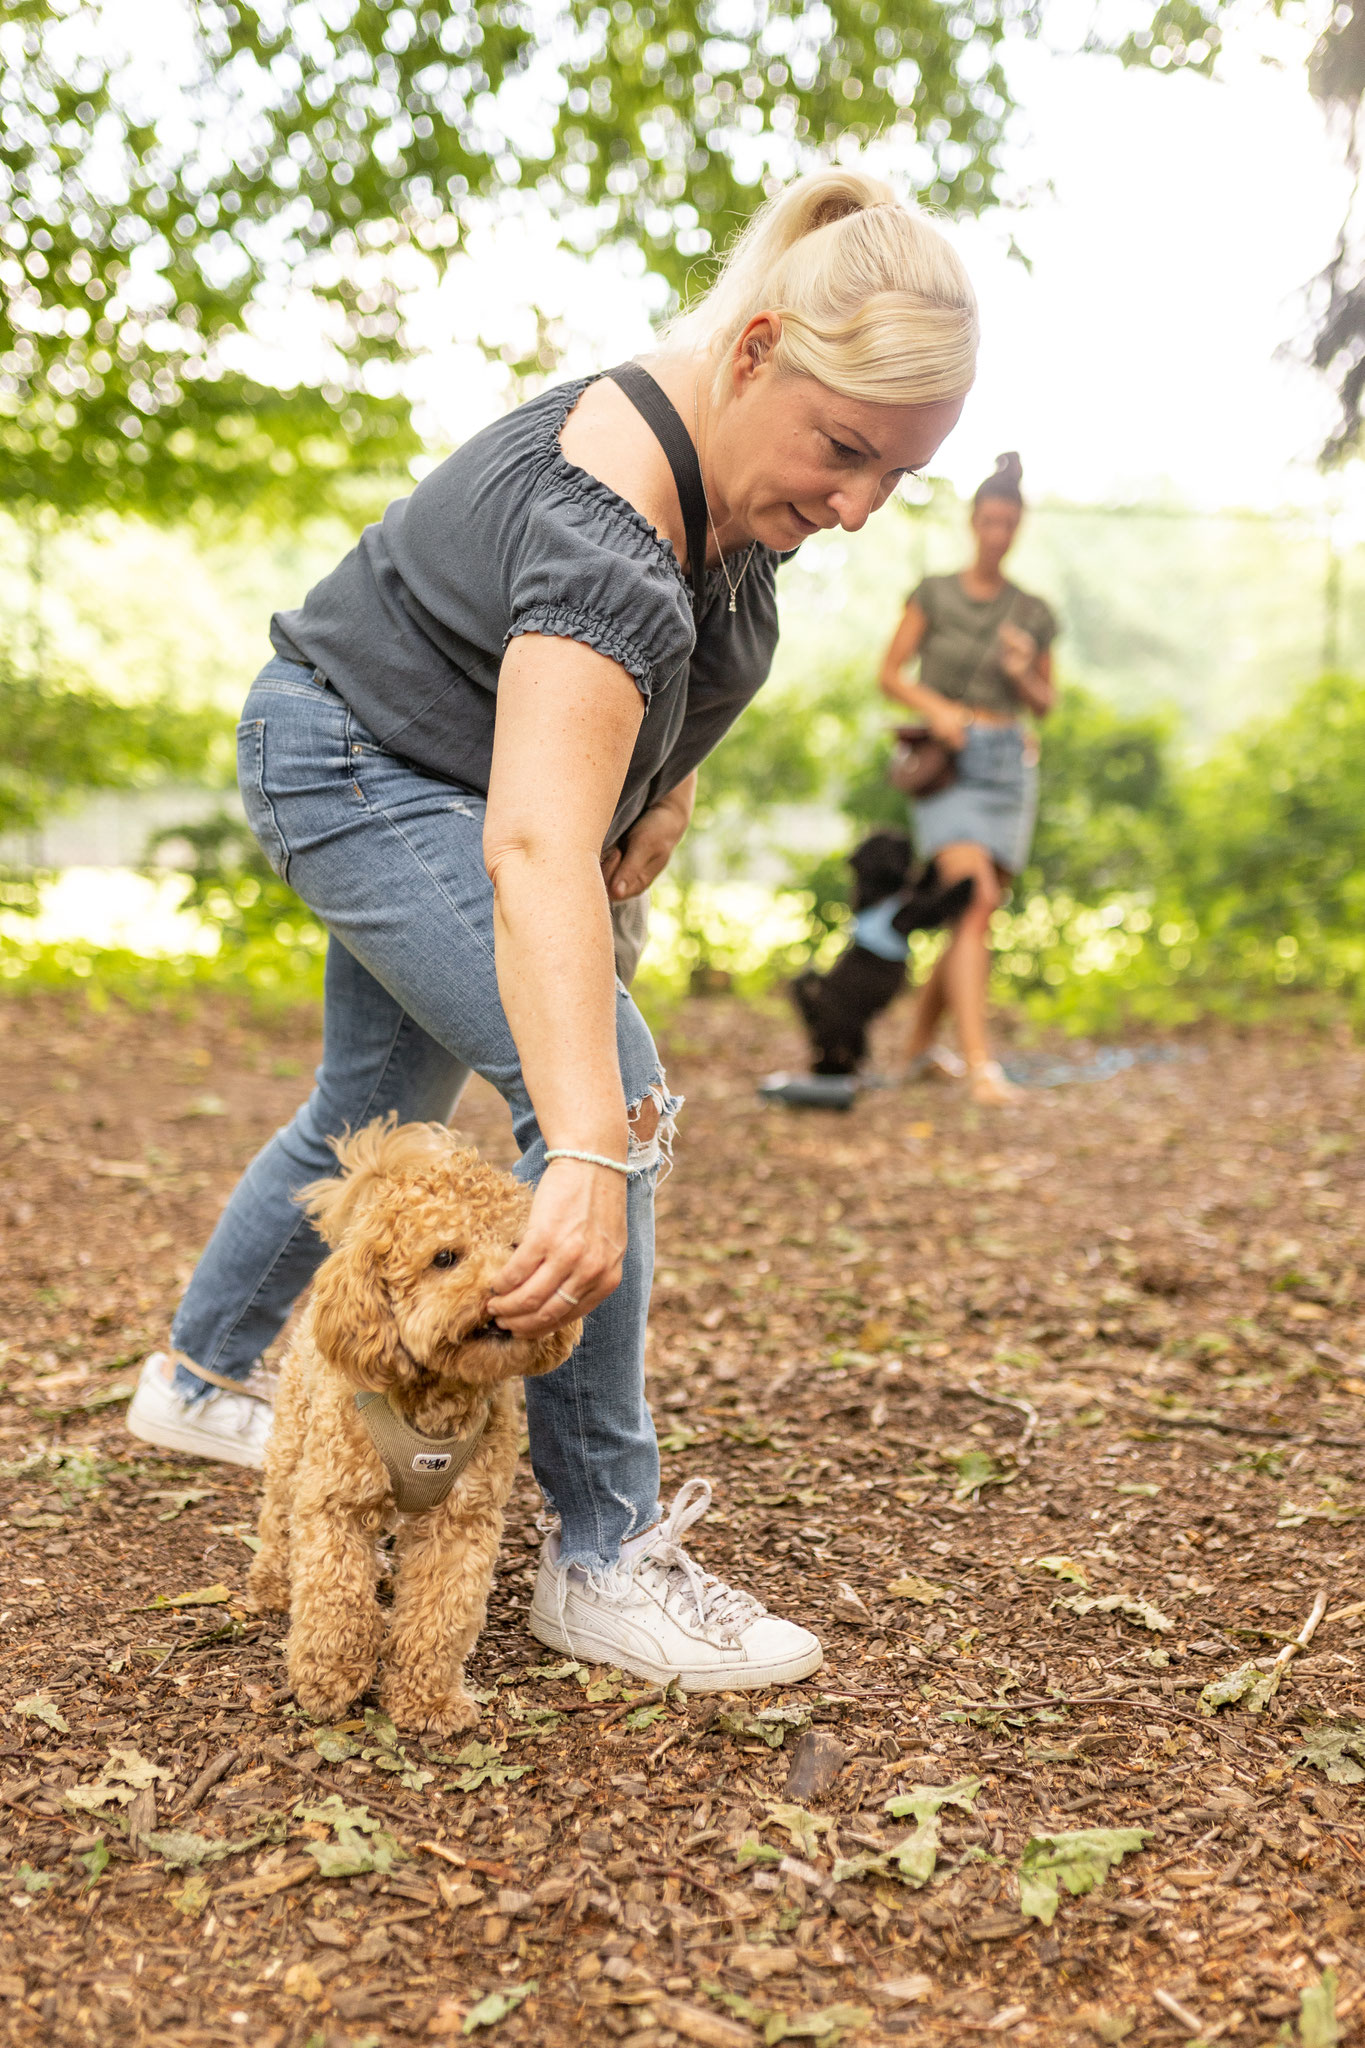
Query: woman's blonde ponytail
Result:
<box><xmin>664</xmin><ymin>165</ymin><xmax>978</xmax><ymax>409</ymax></box>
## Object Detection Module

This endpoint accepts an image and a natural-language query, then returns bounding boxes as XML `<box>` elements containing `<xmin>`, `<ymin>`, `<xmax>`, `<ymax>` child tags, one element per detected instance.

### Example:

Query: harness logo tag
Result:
<box><xmin>412</xmin><ymin>1452</ymin><xmax>453</xmax><ymax>1473</ymax></box>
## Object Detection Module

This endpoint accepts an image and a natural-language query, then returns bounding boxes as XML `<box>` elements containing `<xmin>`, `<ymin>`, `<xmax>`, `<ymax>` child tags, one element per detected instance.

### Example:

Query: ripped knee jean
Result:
<box><xmin>170</xmin><ymin>655</ymin><xmax>677</xmax><ymax>1568</ymax></box>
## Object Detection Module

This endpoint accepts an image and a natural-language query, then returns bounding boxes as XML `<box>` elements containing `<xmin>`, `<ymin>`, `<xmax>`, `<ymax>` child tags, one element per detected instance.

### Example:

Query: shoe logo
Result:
<box><xmin>411</xmin><ymin>1452</ymin><xmax>452</xmax><ymax>1472</ymax></box>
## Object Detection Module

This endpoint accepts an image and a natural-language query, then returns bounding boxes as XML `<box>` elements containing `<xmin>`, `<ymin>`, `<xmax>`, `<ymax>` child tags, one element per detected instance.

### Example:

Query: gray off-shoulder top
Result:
<box><xmin>270</xmin><ymin>374</ymin><xmax>788</xmax><ymax>847</ymax></box>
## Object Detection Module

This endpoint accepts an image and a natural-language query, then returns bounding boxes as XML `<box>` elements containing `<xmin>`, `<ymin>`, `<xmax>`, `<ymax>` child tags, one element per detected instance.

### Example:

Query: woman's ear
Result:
<box><xmin>309</xmin><ymin>1236</ymin><xmax>397</xmax><ymax>1389</ymax></box>
<box><xmin>731</xmin><ymin>314</ymin><xmax>782</xmax><ymax>390</ymax></box>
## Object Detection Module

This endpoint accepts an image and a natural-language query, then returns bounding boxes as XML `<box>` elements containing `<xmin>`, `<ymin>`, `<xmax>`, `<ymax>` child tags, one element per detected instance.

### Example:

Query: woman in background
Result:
<box><xmin>878</xmin><ymin>453</ymin><xmax>1057</xmax><ymax>1105</ymax></box>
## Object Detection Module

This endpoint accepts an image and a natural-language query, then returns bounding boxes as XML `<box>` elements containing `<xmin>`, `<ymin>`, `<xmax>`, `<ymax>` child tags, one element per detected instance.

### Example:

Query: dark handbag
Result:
<box><xmin>888</xmin><ymin>589</ymin><xmax>1025</xmax><ymax>800</ymax></box>
<box><xmin>889</xmin><ymin>725</ymin><xmax>958</xmax><ymax>798</ymax></box>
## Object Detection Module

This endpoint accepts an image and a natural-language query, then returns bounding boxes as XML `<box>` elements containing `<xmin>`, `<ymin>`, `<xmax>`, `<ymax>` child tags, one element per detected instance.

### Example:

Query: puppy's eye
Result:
<box><xmin>431</xmin><ymin>1248</ymin><xmax>461</xmax><ymax>1269</ymax></box>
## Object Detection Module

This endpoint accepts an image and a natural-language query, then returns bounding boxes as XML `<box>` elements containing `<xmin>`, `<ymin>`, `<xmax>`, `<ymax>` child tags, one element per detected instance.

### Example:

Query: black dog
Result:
<box><xmin>789</xmin><ymin>832</ymin><xmax>973</xmax><ymax>1076</ymax></box>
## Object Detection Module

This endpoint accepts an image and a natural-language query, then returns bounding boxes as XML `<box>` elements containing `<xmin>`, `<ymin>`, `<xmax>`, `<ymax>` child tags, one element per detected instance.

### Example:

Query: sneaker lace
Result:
<box><xmin>205</xmin><ymin>1378</ymin><xmax>272</xmax><ymax>1435</ymax></box>
<box><xmin>623</xmin><ymin>1479</ymin><xmax>766</xmax><ymax>1639</ymax></box>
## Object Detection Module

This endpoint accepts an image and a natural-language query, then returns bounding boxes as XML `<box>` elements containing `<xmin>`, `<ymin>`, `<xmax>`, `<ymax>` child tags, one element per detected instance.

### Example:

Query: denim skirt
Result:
<box><xmin>912</xmin><ymin>722</ymin><xmax>1038</xmax><ymax>875</ymax></box>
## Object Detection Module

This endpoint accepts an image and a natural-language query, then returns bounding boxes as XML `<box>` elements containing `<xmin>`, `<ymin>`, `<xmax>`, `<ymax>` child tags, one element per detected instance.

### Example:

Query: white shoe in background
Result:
<box><xmin>124</xmin><ymin>1352</ymin><xmax>273</xmax><ymax>1470</ymax></box>
<box><xmin>904</xmin><ymin>1043</ymin><xmax>967</xmax><ymax>1083</ymax></box>
<box><xmin>528</xmin><ymin>1478</ymin><xmax>823</xmax><ymax>1692</ymax></box>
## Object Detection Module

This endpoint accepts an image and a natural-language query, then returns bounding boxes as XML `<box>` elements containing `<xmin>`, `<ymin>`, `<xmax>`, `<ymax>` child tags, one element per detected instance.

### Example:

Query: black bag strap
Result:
<box><xmin>605</xmin><ymin>362</ymin><xmax>709</xmax><ymax>623</ymax></box>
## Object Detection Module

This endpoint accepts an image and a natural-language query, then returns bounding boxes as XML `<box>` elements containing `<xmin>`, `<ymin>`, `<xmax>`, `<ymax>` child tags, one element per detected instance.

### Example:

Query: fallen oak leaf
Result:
<box><xmin>763</xmin><ymin>1802</ymin><xmax>834</xmax><ymax>1862</ymax></box>
<box><xmin>312</xmin><ymin>1728</ymin><xmax>360</xmax><ymax>1763</ymax></box>
<box><xmin>1197</xmin><ymin>1663</ymin><xmax>1277</xmax><ymax>1717</ymax></box>
<box><xmin>445</xmin><ymin>1740</ymin><xmax>529</xmax><ymax>1792</ymax></box>
<box><xmin>1299</xmin><ymin>1966</ymin><xmax>1341</xmax><ymax>2048</ymax></box>
<box><xmin>1054</xmin><ymin>1591</ymin><xmax>1173</xmax><ymax>1634</ymax></box>
<box><xmin>1017</xmin><ymin>1828</ymin><xmax>1150</xmax><ymax>1927</ymax></box>
<box><xmin>1026</xmin><ymin>1555</ymin><xmax>1089</xmax><ymax>1586</ymax></box>
<box><xmin>167</xmin><ymin>1870</ymin><xmax>211</xmax><ymax>1917</ymax></box>
<box><xmin>715</xmin><ymin>1704</ymin><xmax>811</xmax><ymax>1751</ymax></box>
<box><xmin>836</xmin><ymin>1779</ymin><xmax>982</xmax><ymax>1890</ymax></box>
<box><xmin>462</xmin><ymin>1980</ymin><xmax>538</xmax><ymax>2033</ymax></box>
<box><xmin>146</xmin><ymin>1488</ymin><xmax>213</xmax><ymax>1521</ymax></box>
<box><xmin>14</xmin><ymin>1693</ymin><xmax>69</xmax><ymax>1735</ymax></box>
<box><xmin>141</xmin><ymin>1825</ymin><xmax>275</xmax><ymax>1869</ymax></box>
<box><xmin>886</xmin><ymin>1573</ymin><xmax>950</xmax><ymax>1605</ymax></box>
<box><xmin>1288</xmin><ymin>1718</ymin><xmax>1365</xmax><ymax>1786</ymax></box>
<box><xmin>949</xmin><ymin>1451</ymin><xmax>1016</xmax><ymax>1500</ymax></box>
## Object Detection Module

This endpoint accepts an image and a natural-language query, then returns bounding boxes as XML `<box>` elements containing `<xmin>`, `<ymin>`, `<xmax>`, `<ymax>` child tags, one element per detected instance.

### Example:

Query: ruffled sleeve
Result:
<box><xmin>505</xmin><ymin>467</ymin><xmax>697</xmax><ymax>702</ymax></box>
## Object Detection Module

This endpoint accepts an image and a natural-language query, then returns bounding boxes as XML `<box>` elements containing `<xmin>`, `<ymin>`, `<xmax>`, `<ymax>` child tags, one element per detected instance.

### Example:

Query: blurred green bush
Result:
<box><xmin>3</xmin><ymin>671</ymin><xmax>1363</xmax><ymax>1034</ymax></box>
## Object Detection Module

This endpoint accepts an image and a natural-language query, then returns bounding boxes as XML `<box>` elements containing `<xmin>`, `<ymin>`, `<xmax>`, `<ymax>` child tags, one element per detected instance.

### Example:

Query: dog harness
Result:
<box><xmin>852</xmin><ymin>897</ymin><xmax>911</xmax><ymax>963</ymax></box>
<box><xmin>354</xmin><ymin>1391</ymin><xmax>489</xmax><ymax>1514</ymax></box>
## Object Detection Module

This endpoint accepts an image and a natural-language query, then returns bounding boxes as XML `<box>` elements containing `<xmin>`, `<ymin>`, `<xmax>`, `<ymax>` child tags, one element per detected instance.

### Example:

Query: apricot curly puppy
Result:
<box><xmin>248</xmin><ymin>1118</ymin><xmax>579</xmax><ymax>1734</ymax></box>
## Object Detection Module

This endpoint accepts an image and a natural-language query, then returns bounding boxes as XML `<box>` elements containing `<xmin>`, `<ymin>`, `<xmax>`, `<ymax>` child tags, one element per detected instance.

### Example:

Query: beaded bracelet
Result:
<box><xmin>544</xmin><ymin>1148</ymin><xmax>631</xmax><ymax>1175</ymax></box>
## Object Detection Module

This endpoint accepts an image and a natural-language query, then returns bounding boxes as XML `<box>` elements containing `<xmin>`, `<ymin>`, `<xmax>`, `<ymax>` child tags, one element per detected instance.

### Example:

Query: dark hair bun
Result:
<box><xmin>975</xmin><ymin>451</ymin><xmax>1024</xmax><ymax>508</ymax></box>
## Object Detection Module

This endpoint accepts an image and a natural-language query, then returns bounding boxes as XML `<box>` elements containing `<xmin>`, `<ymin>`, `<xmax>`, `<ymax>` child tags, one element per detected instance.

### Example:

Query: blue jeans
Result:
<box><xmin>171</xmin><ymin>656</ymin><xmax>672</xmax><ymax>1570</ymax></box>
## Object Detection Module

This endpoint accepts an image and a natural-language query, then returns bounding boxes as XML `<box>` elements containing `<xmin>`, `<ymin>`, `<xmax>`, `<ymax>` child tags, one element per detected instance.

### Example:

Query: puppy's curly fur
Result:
<box><xmin>248</xmin><ymin>1117</ymin><xmax>579</xmax><ymax>1735</ymax></box>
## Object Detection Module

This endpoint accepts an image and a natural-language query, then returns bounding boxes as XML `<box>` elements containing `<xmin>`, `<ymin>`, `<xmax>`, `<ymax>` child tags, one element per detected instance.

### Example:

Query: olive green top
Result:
<box><xmin>910</xmin><ymin>574</ymin><xmax>1058</xmax><ymax>717</ymax></box>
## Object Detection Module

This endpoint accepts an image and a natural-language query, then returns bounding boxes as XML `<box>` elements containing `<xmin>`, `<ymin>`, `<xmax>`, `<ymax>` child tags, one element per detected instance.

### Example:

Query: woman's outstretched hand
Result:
<box><xmin>924</xmin><ymin>698</ymin><xmax>972</xmax><ymax>750</ymax></box>
<box><xmin>997</xmin><ymin>620</ymin><xmax>1038</xmax><ymax>685</ymax></box>
<box><xmin>486</xmin><ymin>1157</ymin><xmax>628</xmax><ymax>1335</ymax></box>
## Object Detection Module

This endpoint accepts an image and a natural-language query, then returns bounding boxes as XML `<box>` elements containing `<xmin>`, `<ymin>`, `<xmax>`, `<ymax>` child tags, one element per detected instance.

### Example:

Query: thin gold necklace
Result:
<box><xmin>693</xmin><ymin>380</ymin><xmax>757</xmax><ymax>614</ymax></box>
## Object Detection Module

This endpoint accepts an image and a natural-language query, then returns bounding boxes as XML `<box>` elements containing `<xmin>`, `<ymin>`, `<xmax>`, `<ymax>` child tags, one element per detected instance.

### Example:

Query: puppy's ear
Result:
<box><xmin>309</xmin><ymin>1234</ymin><xmax>398</xmax><ymax>1389</ymax></box>
<box><xmin>299</xmin><ymin>1115</ymin><xmax>460</xmax><ymax>1248</ymax></box>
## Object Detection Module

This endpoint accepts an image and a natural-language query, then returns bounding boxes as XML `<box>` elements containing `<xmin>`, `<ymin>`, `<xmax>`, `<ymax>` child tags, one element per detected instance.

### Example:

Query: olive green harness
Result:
<box><xmin>354</xmin><ymin>1390</ymin><xmax>490</xmax><ymax>1514</ymax></box>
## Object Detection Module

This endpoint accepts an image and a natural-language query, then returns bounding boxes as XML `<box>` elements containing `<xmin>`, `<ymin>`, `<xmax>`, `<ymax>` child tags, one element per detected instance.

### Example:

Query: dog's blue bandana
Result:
<box><xmin>852</xmin><ymin>898</ymin><xmax>910</xmax><ymax>963</ymax></box>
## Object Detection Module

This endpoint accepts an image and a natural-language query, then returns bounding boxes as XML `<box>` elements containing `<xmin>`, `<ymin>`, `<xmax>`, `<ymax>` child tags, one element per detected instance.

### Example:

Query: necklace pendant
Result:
<box><xmin>728</xmin><ymin>592</ymin><xmax>737</xmax><ymax>613</ymax></box>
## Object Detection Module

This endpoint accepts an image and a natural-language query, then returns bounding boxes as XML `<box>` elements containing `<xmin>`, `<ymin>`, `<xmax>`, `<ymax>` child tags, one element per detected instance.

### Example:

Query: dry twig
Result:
<box><xmin>946</xmin><ymin>1381</ymin><xmax>1040</xmax><ymax>1456</ymax></box>
<box><xmin>1154</xmin><ymin>1987</ymin><xmax>1205</xmax><ymax>2033</ymax></box>
<box><xmin>1257</xmin><ymin>1587</ymin><xmax>1329</xmax><ymax>1707</ymax></box>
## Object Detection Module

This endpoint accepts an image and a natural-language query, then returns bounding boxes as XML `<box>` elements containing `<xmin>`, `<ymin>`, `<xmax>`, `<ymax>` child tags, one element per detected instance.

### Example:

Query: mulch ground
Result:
<box><xmin>0</xmin><ymin>988</ymin><xmax>1362</xmax><ymax>2048</ymax></box>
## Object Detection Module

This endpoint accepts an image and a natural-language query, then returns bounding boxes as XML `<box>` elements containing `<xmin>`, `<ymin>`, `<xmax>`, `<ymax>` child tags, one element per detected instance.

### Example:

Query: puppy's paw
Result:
<box><xmin>245</xmin><ymin>1563</ymin><xmax>289</xmax><ymax>1614</ymax></box>
<box><xmin>288</xmin><ymin>1643</ymin><xmax>377</xmax><ymax>1722</ymax></box>
<box><xmin>380</xmin><ymin>1675</ymin><xmax>480</xmax><ymax>1738</ymax></box>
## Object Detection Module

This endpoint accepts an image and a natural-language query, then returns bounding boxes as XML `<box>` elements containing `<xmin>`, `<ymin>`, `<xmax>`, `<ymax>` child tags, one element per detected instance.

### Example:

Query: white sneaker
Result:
<box><xmin>528</xmin><ymin>1478</ymin><xmax>823</xmax><ymax>1692</ymax></box>
<box><xmin>124</xmin><ymin>1352</ymin><xmax>274</xmax><ymax>1470</ymax></box>
<box><xmin>904</xmin><ymin>1043</ymin><xmax>966</xmax><ymax>1083</ymax></box>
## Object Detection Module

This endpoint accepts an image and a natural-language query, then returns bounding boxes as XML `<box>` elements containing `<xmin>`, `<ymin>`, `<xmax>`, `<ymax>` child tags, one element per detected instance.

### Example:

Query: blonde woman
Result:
<box><xmin>126</xmin><ymin>168</ymin><xmax>978</xmax><ymax>1689</ymax></box>
<box><xmin>879</xmin><ymin>454</ymin><xmax>1057</xmax><ymax>1104</ymax></box>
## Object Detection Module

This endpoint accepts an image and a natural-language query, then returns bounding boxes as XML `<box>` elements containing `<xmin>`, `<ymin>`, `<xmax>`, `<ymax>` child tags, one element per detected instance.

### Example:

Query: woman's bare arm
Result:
<box><xmin>878</xmin><ymin>600</ymin><xmax>972</xmax><ymax>747</ymax></box>
<box><xmin>1008</xmin><ymin>646</ymin><xmax>1055</xmax><ymax>718</ymax></box>
<box><xmin>483</xmin><ymin>632</ymin><xmax>645</xmax><ymax>1334</ymax></box>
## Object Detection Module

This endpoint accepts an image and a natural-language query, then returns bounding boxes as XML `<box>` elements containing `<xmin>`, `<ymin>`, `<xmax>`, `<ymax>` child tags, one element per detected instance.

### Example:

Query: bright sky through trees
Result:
<box><xmin>399</xmin><ymin>9</ymin><xmax>1351</xmax><ymax>515</ymax></box>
